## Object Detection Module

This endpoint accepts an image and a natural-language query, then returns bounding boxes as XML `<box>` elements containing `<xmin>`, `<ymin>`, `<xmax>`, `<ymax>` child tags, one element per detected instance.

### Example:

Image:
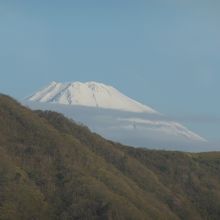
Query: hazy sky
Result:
<box><xmin>0</xmin><ymin>0</ymin><xmax>220</xmax><ymax>142</ymax></box>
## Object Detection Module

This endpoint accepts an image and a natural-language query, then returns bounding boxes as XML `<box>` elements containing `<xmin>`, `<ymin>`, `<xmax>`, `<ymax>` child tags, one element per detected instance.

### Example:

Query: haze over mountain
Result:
<box><xmin>25</xmin><ymin>81</ymin><xmax>207</xmax><ymax>151</ymax></box>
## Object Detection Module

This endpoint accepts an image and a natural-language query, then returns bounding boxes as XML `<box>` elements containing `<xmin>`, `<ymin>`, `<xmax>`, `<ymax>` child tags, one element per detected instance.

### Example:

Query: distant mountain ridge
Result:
<box><xmin>25</xmin><ymin>81</ymin><xmax>206</xmax><ymax>150</ymax></box>
<box><xmin>27</xmin><ymin>81</ymin><xmax>157</xmax><ymax>113</ymax></box>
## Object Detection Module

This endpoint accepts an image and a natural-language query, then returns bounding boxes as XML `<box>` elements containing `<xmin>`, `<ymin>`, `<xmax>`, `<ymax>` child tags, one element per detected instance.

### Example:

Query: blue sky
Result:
<box><xmin>0</xmin><ymin>0</ymin><xmax>220</xmax><ymax>142</ymax></box>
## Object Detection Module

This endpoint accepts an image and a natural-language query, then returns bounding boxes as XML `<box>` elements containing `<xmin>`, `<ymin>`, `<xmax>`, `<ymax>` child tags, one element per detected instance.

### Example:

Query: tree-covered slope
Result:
<box><xmin>0</xmin><ymin>94</ymin><xmax>220</xmax><ymax>220</ymax></box>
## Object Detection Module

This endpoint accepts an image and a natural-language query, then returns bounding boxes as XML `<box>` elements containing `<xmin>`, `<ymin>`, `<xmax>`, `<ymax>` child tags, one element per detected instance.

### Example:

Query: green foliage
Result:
<box><xmin>0</xmin><ymin>94</ymin><xmax>220</xmax><ymax>219</ymax></box>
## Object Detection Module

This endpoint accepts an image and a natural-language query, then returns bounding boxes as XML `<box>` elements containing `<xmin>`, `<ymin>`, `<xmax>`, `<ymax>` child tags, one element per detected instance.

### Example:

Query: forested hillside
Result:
<box><xmin>0</xmin><ymin>94</ymin><xmax>220</xmax><ymax>220</ymax></box>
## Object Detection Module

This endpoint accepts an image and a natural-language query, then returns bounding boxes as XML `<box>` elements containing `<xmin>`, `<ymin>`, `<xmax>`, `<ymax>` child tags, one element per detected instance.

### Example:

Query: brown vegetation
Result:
<box><xmin>0</xmin><ymin>94</ymin><xmax>220</xmax><ymax>220</ymax></box>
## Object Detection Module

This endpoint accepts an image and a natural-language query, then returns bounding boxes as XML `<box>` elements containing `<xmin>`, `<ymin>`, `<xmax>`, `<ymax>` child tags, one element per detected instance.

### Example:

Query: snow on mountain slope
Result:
<box><xmin>24</xmin><ymin>101</ymin><xmax>207</xmax><ymax>149</ymax></box>
<box><xmin>119</xmin><ymin>118</ymin><xmax>206</xmax><ymax>142</ymax></box>
<box><xmin>25</xmin><ymin>81</ymin><xmax>207</xmax><ymax>150</ymax></box>
<box><xmin>27</xmin><ymin>81</ymin><xmax>157</xmax><ymax>113</ymax></box>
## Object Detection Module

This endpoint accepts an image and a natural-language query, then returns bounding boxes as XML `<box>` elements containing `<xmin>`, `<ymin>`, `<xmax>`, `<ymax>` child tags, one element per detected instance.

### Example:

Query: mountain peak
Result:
<box><xmin>27</xmin><ymin>81</ymin><xmax>158</xmax><ymax>113</ymax></box>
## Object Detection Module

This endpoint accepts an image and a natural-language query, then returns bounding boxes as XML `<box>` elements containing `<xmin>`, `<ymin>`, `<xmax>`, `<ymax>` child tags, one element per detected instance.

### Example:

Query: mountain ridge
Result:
<box><xmin>1</xmin><ymin>94</ymin><xmax>220</xmax><ymax>220</ymax></box>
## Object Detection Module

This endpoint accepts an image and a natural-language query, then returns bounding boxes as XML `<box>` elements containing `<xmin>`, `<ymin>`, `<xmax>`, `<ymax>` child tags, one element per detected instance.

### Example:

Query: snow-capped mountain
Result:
<box><xmin>27</xmin><ymin>81</ymin><xmax>157</xmax><ymax>113</ymax></box>
<box><xmin>25</xmin><ymin>81</ymin><xmax>207</xmax><ymax>151</ymax></box>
